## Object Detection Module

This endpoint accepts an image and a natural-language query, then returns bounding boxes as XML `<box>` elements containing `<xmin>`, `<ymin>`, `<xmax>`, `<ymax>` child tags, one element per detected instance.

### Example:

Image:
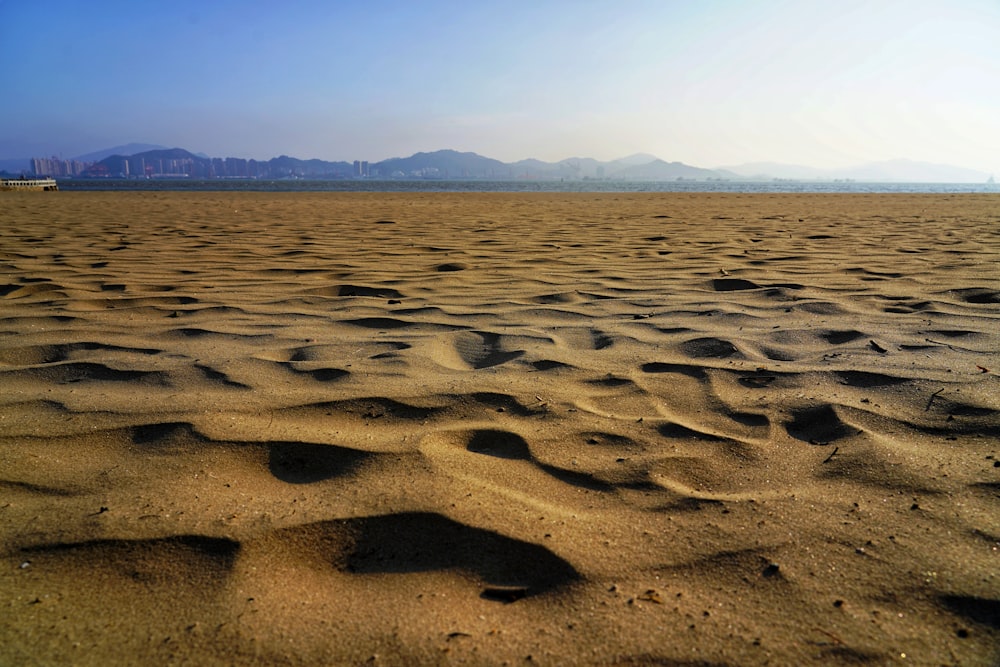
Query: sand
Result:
<box><xmin>1</xmin><ymin>191</ymin><xmax>998</xmax><ymax>665</ymax></box>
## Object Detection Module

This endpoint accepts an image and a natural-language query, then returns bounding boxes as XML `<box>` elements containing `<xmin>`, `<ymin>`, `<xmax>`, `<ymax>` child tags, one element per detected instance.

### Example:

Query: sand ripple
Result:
<box><xmin>1</xmin><ymin>192</ymin><xmax>998</xmax><ymax>665</ymax></box>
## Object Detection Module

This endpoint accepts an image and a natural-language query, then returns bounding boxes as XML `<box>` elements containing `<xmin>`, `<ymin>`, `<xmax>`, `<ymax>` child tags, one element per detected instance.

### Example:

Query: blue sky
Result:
<box><xmin>2</xmin><ymin>0</ymin><xmax>998</xmax><ymax>171</ymax></box>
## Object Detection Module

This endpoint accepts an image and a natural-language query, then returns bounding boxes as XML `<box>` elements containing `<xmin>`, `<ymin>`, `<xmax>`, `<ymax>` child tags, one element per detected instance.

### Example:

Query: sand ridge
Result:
<box><xmin>1</xmin><ymin>192</ymin><xmax>998</xmax><ymax>665</ymax></box>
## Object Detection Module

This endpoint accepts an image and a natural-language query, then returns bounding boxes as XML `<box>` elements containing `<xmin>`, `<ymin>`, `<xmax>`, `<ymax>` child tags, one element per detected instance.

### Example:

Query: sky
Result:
<box><xmin>2</xmin><ymin>0</ymin><xmax>998</xmax><ymax>172</ymax></box>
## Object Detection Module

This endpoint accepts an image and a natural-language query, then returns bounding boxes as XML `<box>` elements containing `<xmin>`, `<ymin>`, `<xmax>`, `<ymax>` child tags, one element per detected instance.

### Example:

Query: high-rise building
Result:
<box><xmin>30</xmin><ymin>156</ymin><xmax>93</xmax><ymax>177</ymax></box>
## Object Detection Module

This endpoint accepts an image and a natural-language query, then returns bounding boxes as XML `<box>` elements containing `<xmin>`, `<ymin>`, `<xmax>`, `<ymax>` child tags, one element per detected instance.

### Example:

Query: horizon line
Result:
<box><xmin>6</xmin><ymin>145</ymin><xmax>994</xmax><ymax>176</ymax></box>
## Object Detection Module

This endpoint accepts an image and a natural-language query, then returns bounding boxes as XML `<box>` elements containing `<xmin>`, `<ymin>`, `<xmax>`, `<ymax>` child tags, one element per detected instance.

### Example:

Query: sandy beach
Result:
<box><xmin>1</xmin><ymin>191</ymin><xmax>998</xmax><ymax>665</ymax></box>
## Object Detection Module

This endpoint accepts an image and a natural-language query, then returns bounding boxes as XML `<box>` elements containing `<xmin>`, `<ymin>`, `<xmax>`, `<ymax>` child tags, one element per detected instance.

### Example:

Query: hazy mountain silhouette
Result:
<box><xmin>614</xmin><ymin>153</ymin><xmax>660</xmax><ymax>166</ymax></box>
<box><xmin>376</xmin><ymin>150</ymin><xmax>508</xmax><ymax>177</ymax></box>
<box><xmin>83</xmin><ymin>147</ymin><xmax>725</xmax><ymax>180</ymax></box>
<box><xmin>719</xmin><ymin>159</ymin><xmax>991</xmax><ymax>183</ymax></box>
<box><xmin>716</xmin><ymin>162</ymin><xmax>831</xmax><ymax>180</ymax></box>
<box><xmin>612</xmin><ymin>159</ymin><xmax>722</xmax><ymax>181</ymax></box>
<box><xmin>6</xmin><ymin>143</ymin><xmax>992</xmax><ymax>183</ymax></box>
<box><xmin>836</xmin><ymin>159</ymin><xmax>990</xmax><ymax>183</ymax></box>
<box><xmin>73</xmin><ymin>143</ymin><xmax>169</xmax><ymax>163</ymax></box>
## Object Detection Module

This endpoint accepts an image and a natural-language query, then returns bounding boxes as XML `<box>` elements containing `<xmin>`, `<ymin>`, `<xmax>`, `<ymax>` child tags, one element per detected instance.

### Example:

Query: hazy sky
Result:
<box><xmin>2</xmin><ymin>0</ymin><xmax>998</xmax><ymax>171</ymax></box>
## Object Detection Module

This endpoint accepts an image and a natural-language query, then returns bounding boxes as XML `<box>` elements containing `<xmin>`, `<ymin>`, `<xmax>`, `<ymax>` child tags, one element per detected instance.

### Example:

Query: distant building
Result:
<box><xmin>353</xmin><ymin>160</ymin><xmax>369</xmax><ymax>177</ymax></box>
<box><xmin>31</xmin><ymin>156</ymin><xmax>89</xmax><ymax>177</ymax></box>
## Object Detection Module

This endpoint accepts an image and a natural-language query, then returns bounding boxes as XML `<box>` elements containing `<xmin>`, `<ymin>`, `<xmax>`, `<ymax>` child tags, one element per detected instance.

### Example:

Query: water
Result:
<box><xmin>58</xmin><ymin>179</ymin><xmax>999</xmax><ymax>194</ymax></box>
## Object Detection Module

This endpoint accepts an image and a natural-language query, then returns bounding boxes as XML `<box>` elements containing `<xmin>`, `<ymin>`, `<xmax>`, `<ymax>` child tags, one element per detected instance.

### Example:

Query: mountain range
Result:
<box><xmin>1</xmin><ymin>145</ymin><xmax>993</xmax><ymax>183</ymax></box>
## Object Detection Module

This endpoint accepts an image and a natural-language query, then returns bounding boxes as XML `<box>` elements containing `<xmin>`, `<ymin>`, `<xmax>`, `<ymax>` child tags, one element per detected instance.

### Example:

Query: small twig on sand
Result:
<box><xmin>868</xmin><ymin>340</ymin><xmax>887</xmax><ymax>354</ymax></box>
<box><xmin>813</xmin><ymin>627</ymin><xmax>844</xmax><ymax>645</ymax></box>
<box><xmin>822</xmin><ymin>446</ymin><xmax>839</xmax><ymax>464</ymax></box>
<box><xmin>925</xmin><ymin>388</ymin><xmax>944</xmax><ymax>412</ymax></box>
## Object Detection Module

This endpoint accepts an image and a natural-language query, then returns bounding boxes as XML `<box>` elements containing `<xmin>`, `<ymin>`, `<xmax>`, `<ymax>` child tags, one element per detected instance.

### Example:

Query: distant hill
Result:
<box><xmin>95</xmin><ymin>148</ymin><xmax>204</xmax><ymax>176</ymax></box>
<box><xmin>73</xmin><ymin>143</ymin><xmax>169</xmax><ymax>163</ymax></box>
<box><xmin>268</xmin><ymin>154</ymin><xmax>353</xmax><ymax>176</ymax></box>
<box><xmin>612</xmin><ymin>159</ymin><xmax>722</xmax><ymax>181</ymax></box>
<box><xmin>506</xmin><ymin>153</ymin><xmax>722</xmax><ymax>180</ymax></box>
<box><xmin>716</xmin><ymin>162</ymin><xmax>831</xmax><ymax>180</ymax></box>
<box><xmin>614</xmin><ymin>153</ymin><xmax>661</xmax><ymax>167</ymax></box>
<box><xmin>375</xmin><ymin>150</ymin><xmax>509</xmax><ymax>178</ymax></box>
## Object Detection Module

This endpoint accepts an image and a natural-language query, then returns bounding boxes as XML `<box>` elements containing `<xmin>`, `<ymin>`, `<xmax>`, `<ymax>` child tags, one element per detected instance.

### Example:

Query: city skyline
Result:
<box><xmin>2</xmin><ymin>1</ymin><xmax>998</xmax><ymax>174</ymax></box>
